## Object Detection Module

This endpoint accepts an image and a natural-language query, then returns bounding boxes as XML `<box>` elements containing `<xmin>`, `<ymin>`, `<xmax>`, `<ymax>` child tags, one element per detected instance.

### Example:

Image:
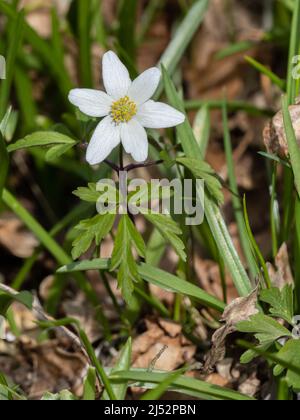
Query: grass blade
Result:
<box><xmin>110</xmin><ymin>370</ymin><xmax>255</xmax><ymax>401</ymax></box>
<box><xmin>102</xmin><ymin>338</ymin><xmax>132</xmax><ymax>400</ymax></box>
<box><xmin>118</xmin><ymin>0</ymin><xmax>138</xmax><ymax>63</ymax></box>
<box><xmin>245</xmin><ymin>55</ymin><xmax>286</xmax><ymax>90</ymax></box>
<box><xmin>0</xmin><ymin>132</ymin><xmax>9</xmax><ymax>199</ymax></box>
<box><xmin>162</xmin><ymin>67</ymin><xmax>252</xmax><ymax>296</ymax></box>
<box><xmin>286</xmin><ymin>0</ymin><xmax>300</xmax><ymax>103</ymax></box>
<box><xmin>57</xmin><ymin>259</ymin><xmax>226</xmax><ymax>312</ymax></box>
<box><xmin>0</xmin><ymin>10</ymin><xmax>24</xmax><ymax>119</ymax></box>
<box><xmin>78</xmin><ymin>0</ymin><xmax>93</xmax><ymax>87</ymax></box>
<box><xmin>185</xmin><ymin>99</ymin><xmax>273</xmax><ymax>117</ymax></box>
<box><xmin>222</xmin><ymin>100</ymin><xmax>259</xmax><ymax>279</ymax></box>
<box><xmin>0</xmin><ymin>2</ymin><xmax>73</xmax><ymax>101</ymax></box>
<box><xmin>83</xmin><ymin>367</ymin><xmax>97</xmax><ymax>401</ymax></box>
<box><xmin>155</xmin><ymin>0</ymin><xmax>209</xmax><ymax>97</ymax></box>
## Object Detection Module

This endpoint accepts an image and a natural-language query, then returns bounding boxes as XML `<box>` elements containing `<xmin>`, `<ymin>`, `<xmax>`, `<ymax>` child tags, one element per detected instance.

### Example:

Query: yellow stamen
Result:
<box><xmin>110</xmin><ymin>96</ymin><xmax>137</xmax><ymax>124</ymax></box>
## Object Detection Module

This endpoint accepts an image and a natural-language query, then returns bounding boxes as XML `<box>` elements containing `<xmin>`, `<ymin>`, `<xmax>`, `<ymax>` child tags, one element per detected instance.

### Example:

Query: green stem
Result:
<box><xmin>79</xmin><ymin>328</ymin><xmax>117</xmax><ymax>400</ymax></box>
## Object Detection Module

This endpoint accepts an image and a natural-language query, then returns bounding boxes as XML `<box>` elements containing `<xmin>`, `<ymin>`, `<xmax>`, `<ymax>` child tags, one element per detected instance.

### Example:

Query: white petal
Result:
<box><xmin>121</xmin><ymin>120</ymin><xmax>148</xmax><ymax>162</ymax></box>
<box><xmin>102</xmin><ymin>51</ymin><xmax>131</xmax><ymax>100</ymax></box>
<box><xmin>68</xmin><ymin>89</ymin><xmax>112</xmax><ymax>117</ymax></box>
<box><xmin>86</xmin><ymin>116</ymin><xmax>120</xmax><ymax>165</ymax></box>
<box><xmin>128</xmin><ymin>68</ymin><xmax>161</xmax><ymax>104</ymax></box>
<box><xmin>136</xmin><ymin>100</ymin><xmax>185</xmax><ymax>128</ymax></box>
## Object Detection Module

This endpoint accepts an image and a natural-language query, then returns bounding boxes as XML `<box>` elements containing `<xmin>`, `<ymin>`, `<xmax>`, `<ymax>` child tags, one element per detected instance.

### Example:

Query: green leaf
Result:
<box><xmin>260</xmin><ymin>285</ymin><xmax>294</xmax><ymax>325</ymax></box>
<box><xmin>282</xmin><ymin>95</ymin><xmax>300</xmax><ymax>198</ymax></box>
<box><xmin>0</xmin><ymin>107</ymin><xmax>18</xmax><ymax>141</ymax></box>
<box><xmin>177</xmin><ymin>157</ymin><xmax>224</xmax><ymax>205</ymax></box>
<box><xmin>72</xmin><ymin>213</ymin><xmax>116</xmax><ymax>260</ymax></box>
<box><xmin>240</xmin><ymin>344</ymin><xmax>271</xmax><ymax>364</ymax></box>
<box><xmin>83</xmin><ymin>367</ymin><xmax>97</xmax><ymax>401</ymax></box>
<box><xmin>102</xmin><ymin>337</ymin><xmax>132</xmax><ymax>400</ymax></box>
<box><xmin>0</xmin><ymin>289</ymin><xmax>33</xmax><ymax>316</ymax></box>
<box><xmin>110</xmin><ymin>215</ymin><xmax>146</xmax><ymax>304</ymax></box>
<box><xmin>273</xmin><ymin>340</ymin><xmax>300</xmax><ymax>391</ymax></box>
<box><xmin>145</xmin><ymin>213</ymin><xmax>186</xmax><ymax>261</ymax></box>
<box><xmin>73</xmin><ymin>183</ymin><xmax>101</xmax><ymax>203</ymax></box>
<box><xmin>162</xmin><ymin>65</ymin><xmax>201</xmax><ymax>158</ymax></box>
<box><xmin>7</xmin><ymin>131</ymin><xmax>77</xmax><ymax>153</ymax></box>
<box><xmin>138</xmin><ymin>263</ymin><xmax>225</xmax><ymax>312</ymax></box>
<box><xmin>237</xmin><ymin>314</ymin><xmax>292</xmax><ymax>346</ymax></box>
<box><xmin>45</xmin><ymin>143</ymin><xmax>75</xmax><ymax>162</ymax></box>
<box><xmin>41</xmin><ymin>390</ymin><xmax>77</xmax><ymax>401</ymax></box>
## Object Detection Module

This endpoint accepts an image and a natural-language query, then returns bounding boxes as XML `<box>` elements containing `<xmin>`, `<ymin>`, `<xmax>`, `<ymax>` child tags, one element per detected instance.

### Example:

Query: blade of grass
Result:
<box><xmin>138</xmin><ymin>0</ymin><xmax>163</xmax><ymax>44</ymax></box>
<box><xmin>155</xmin><ymin>0</ymin><xmax>209</xmax><ymax>98</ymax></box>
<box><xmin>222</xmin><ymin>100</ymin><xmax>259</xmax><ymax>279</ymax></box>
<box><xmin>102</xmin><ymin>338</ymin><xmax>132</xmax><ymax>400</ymax></box>
<box><xmin>118</xmin><ymin>0</ymin><xmax>138</xmax><ymax>63</ymax></box>
<box><xmin>15</xmin><ymin>66</ymin><xmax>37</xmax><ymax>132</ymax></box>
<box><xmin>83</xmin><ymin>367</ymin><xmax>97</xmax><ymax>401</ymax></box>
<box><xmin>0</xmin><ymin>10</ymin><xmax>24</xmax><ymax>120</ymax></box>
<box><xmin>185</xmin><ymin>99</ymin><xmax>273</xmax><ymax>117</ymax></box>
<box><xmin>91</xmin><ymin>0</ymin><xmax>107</xmax><ymax>48</ymax></box>
<box><xmin>270</xmin><ymin>163</ymin><xmax>280</xmax><ymax>258</ymax></box>
<box><xmin>57</xmin><ymin>259</ymin><xmax>226</xmax><ymax>312</ymax></box>
<box><xmin>0</xmin><ymin>132</ymin><xmax>9</xmax><ymax>199</ymax></box>
<box><xmin>51</xmin><ymin>7</ymin><xmax>65</xmax><ymax>71</ymax></box>
<box><xmin>110</xmin><ymin>370</ymin><xmax>255</xmax><ymax>401</ymax></box>
<box><xmin>193</xmin><ymin>105</ymin><xmax>211</xmax><ymax>156</ymax></box>
<box><xmin>40</xmin><ymin>318</ymin><xmax>116</xmax><ymax>400</ymax></box>
<box><xmin>140</xmin><ymin>368</ymin><xmax>185</xmax><ymax>400</ymax></box>
<box><xmin>282</xmin><ymin>0</ymin><xmax>300</xmax><ymax>241</ymax></box>
<box><xmin>78</xmin><ymin>0</ymin><xmax>93</xmax><ymax>87</ymax></box>
<box><xmin>215</xmin><ymin>40</ymin><xmax>255</xmax><ymax>60</ymax></box>
<box><xmin>162</xmin><ymin>66</ymin><xmax>252</xmax><ymax>296</ymax></box>
<box><xmin>0</xmin><ymin>1</ymin><xmax>73</xmax><ymax>101</ymax></box>
<box><xmin>286</xmin><ymin>0</ymin><xmax>300</xmax><ymax>104</ymax></box>
<box><xmin>245</xmin><ymin>55</ymin><xmax>286</xmax><ymax>90</ymax></box>
<box><xmin>243</xmin><ymin>196</ymin><xmax>272</xmax><ymax>289</ymax></box>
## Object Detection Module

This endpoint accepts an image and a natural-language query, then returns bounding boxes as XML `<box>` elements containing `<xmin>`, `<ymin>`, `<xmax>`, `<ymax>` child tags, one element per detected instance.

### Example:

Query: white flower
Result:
<box><xmin>68</xmin><ymin>51</ymin><xmax>185</xmax><ymax>165</ymax></box>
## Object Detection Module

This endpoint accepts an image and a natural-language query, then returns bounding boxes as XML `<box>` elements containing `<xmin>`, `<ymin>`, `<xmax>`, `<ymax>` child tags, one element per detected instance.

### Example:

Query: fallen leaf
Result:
<box><xmin>203</xmin><ymin>286</ymin><xmax>259</xmax><ymax>373</ymax></box>
<box><xmin>0</xmin><ymin>214</ymin><xmax>38</xmax><ymax>258</ymax></box>
<box><xmin>132</xmin><ymin>319</ymin><xmax>196</xmax><ymax>371</ymax></box>
<box><xmin>263</xmin><ymin>104</ymin><xmax>300</xmax><ymax>158</ymax></box>
<box><xmin>267</xmin><ymin>243</ymin><xmax>294</xmax><ymax>289</ymax></box>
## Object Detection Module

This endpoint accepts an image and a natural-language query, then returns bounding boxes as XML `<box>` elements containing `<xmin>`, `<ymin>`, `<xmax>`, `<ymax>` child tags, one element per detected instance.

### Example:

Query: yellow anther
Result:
<box><xmin>111</xmin><ymin>96</ymin><xmax>137</xmax><ymax>124</ymax></box>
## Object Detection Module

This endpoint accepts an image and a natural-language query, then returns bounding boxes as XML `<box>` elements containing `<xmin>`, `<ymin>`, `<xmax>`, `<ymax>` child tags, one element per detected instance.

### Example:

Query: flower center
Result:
<box><xmin>110</xmin><ymin>96</ymin><xmax>137</xmax><ymax>124</ymax></box>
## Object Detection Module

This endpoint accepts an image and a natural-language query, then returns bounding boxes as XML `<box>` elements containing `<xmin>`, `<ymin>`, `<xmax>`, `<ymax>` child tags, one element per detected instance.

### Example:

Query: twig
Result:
<box><xmin>0</xmin><ymin>283</ymin><xmax>89</xmax><ymax>360</ymax></box>
<box><xmin>125</xmin><ymin>160</ymin><xmax>163</xmax><ymax>172</ymax></box>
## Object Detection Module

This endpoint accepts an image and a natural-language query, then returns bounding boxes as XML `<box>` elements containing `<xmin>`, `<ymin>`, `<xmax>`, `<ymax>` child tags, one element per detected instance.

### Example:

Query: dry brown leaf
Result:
<box><xmin>0</xmin><ymin>214</ymin><xmax>38</xmax><ymax>258</ymax></box>
<box><xmin>132</xmin><ymin>319</ymin><xmax>196</xmax><ymax>372</ymax></box>
<box><xmin>203</xmin><ymin>287</ymin><xmax>259</xmax><ymax>373</ymax></box>
<box><xmin>267</xmin><ymin>243</ymin><xmax>294</xmax><ymax>289</ymax></box>
<box><xmin>263</xmin><ymin>104</ymin><xmax>300</xmax><ymax>158</ymax></box>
